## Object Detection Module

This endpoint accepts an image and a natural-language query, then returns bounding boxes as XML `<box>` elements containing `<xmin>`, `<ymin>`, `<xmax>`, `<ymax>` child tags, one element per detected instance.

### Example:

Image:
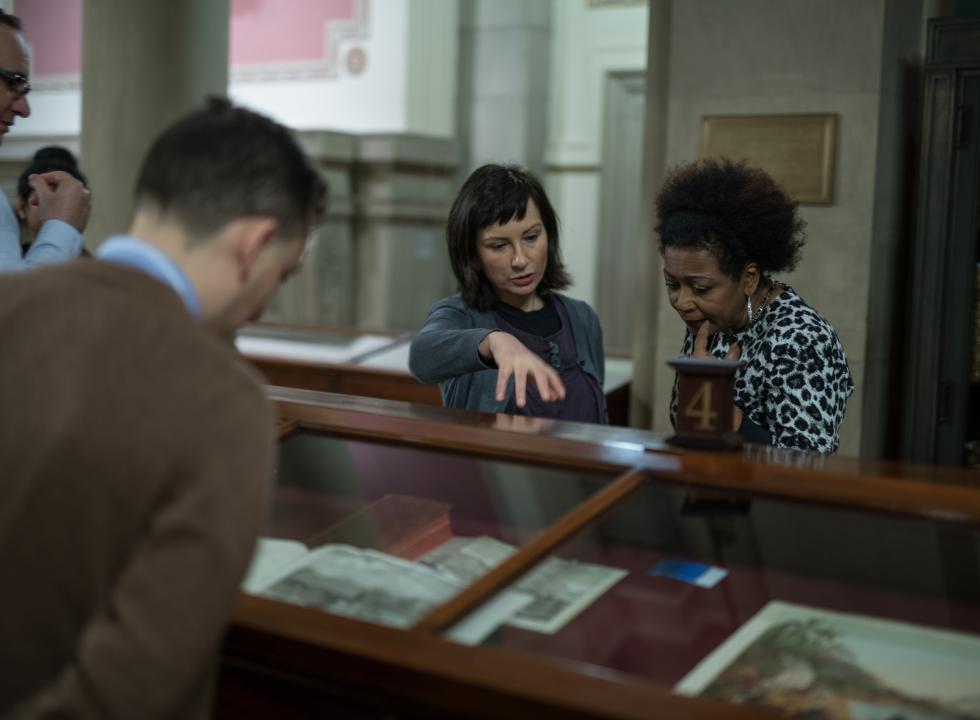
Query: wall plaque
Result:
<box><xmin>699</xmin><ymin>113</ymin><xmax>837</xmax><ymax>204</ymax></box>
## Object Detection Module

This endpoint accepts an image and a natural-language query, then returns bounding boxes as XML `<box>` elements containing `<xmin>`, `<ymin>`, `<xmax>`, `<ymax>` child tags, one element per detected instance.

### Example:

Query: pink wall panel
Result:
<box><xmin>16</xmin><ymin>0</ymin><xmax>83</xmax><ymax>78</ymax></box>
<box><xmin>10</xmin><ymin>0</ymin><xmax>371</xmax><ymax>84</ymax></box>
<box><xmin>231</xmin><ymin>0</ymin><xmax>356</xmax><ymax>65</ymax></box>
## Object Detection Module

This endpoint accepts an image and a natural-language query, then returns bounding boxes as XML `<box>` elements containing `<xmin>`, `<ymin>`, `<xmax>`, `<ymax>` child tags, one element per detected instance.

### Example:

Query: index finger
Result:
<box><xmin>495</xmin><ymin>364</ymin><xmax>513</xmax><ymax>403</ymax></box>
<box><xmin>528</xmin><ymin>364</ymin><xmax>561</xmax><ymax>402</ymax></box>
<box><xmin>540</xmin><ymin>365</ymin><xmax>566</xmax><ymax>401</ymax></box>
<box><xmin>513</xmin><ymin>366</ymin><xmax>528</xmax><ymax>408</ymax></box>
<box><xmin>33</xmin><ymin>170</ymin><xmax>71</xmax><ymax>187</ymax></box>
<box><xmin>693</xmin><ymin>321</ymin><xmax>711</xmax><ymax>357</ymax></box>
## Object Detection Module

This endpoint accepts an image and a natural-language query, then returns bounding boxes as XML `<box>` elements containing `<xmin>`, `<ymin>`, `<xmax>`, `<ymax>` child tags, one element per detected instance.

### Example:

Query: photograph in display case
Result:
<box><xmin>244</xmin><ymin>492</ymin><xmax>453</xmax><ymax>591</ymax></box>
<box><xmin>421</xmin><ymin>536</ymin><xmax>628</xmax><ymax>634</ymax></box>
<box><xmin>675</xmin><ymin>601</ymin><xmax>980</xmax><ymax>719</ymax></box>
<box><xmin>255</xmin><ymin>543</ymin><xmax>463</xmax><ymax>629</ymax></box>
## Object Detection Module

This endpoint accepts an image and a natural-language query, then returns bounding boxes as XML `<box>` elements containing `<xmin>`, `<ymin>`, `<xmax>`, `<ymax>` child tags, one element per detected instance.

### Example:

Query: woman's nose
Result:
<box><xmin>673</xmin><ymin>287</ymin><xmax>694</xmax><ymax>311</ymax></box>
<box><xmin>511</xmin><ymin>246</ymin><xmax>527</xmax><ymax>267</ymax></box>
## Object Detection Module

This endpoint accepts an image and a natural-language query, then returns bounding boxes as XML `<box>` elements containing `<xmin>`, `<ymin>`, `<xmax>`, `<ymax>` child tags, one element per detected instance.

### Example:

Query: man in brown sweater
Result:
<box><xmin>0</xmin><ymin>99</ymin><xmax>326</xmax><ymax>718</ymax></box>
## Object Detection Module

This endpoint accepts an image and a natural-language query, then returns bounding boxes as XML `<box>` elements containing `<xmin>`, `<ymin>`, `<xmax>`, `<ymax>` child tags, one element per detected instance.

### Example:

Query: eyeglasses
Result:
<box><xmin>0</xmin><ymin>68</ymin><xmax>30</xmax><ymax>97</ymax></box>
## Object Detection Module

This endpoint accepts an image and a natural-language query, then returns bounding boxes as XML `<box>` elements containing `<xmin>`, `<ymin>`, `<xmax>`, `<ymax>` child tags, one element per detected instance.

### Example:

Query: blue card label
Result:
<box><xmin>650</xmin><ymin>559</ymin><xmax>728</xmax><ymax>588</ymax></box>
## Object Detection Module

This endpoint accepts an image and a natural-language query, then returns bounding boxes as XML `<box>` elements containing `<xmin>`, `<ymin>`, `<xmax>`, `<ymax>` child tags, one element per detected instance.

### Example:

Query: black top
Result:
<box><xmin>492</xmin><ymin>297</ymin><xmax>603</xmax><ymax>423</ymax></box>
<box><xmin>493</xmin><ymin>295</ymin><xmax>561</xmax><ymax>336</ymax></box>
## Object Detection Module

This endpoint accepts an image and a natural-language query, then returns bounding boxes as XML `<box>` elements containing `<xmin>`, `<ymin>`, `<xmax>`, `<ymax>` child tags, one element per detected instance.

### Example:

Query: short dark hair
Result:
<box><xmin>135</xmin><ymin>97</ymin><xmax>326</xmax><ymax>241</ymax></box>
<box><xmin>0</xmin><ymin>10</ymin><xmax>21</xmax><ymax>31</ymax></box>
<box><xmin>18</xmin><ymin>147</ymin><xmax>87</xmax><ymax>202</ymax></box>
<box><xmin>655</xmin><ymin>158</ymin><xmax>806</xmax><ymax>279</ymax></box>
<box><xmin>447</xmin><ymin>164</ymin><xmax>571</xmax><ymax>311</ymax></box>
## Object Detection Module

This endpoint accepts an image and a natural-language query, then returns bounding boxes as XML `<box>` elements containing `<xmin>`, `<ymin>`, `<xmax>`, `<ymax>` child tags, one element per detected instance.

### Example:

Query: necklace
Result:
<box><xmin>752</xmin><ymin>285</ymin><xmax>773</xmax><ymax>325</ymax></box>
<box><xmin>751</xmin><ymin>280</ymin><xmax>784</xmax><ymax>325</ymax></box>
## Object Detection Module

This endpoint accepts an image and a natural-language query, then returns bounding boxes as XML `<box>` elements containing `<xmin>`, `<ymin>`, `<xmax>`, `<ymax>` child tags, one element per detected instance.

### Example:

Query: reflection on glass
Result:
<box><xmin>447</xmin><ymin>482</ymin><xmax>980</xmax><ymax>710</ymax></box>
<box><xmin>235</xmin><ymin>324</ymin><xmax>396</xmax><ymax>363</ymax></box>
<box><xmin>245</xmin><ymin>430</ymin><xmax>616</xmax><ymax>629</ymax></box>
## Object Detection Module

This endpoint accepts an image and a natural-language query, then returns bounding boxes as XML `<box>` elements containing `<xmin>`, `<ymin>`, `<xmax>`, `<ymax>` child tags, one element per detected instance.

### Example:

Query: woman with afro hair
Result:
<box><xmin>657</xmin><ymin>158</ymin><xmax>853</xmax><ymax>453</ymax></box>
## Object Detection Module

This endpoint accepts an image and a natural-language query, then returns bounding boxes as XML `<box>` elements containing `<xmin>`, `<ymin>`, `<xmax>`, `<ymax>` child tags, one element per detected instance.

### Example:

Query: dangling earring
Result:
<box><xmin>746</xmin><ymin>294</ymin><xmax>753</xmax><ymax>325</ymax></box>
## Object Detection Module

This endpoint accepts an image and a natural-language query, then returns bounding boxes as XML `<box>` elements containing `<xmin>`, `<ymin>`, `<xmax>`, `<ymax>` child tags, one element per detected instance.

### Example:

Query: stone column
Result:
<box><xmin>457</xmin><ymin>0</ymin><xmax>551</xmax><ymax>179</ymax></box>
<box><xmin>264</xmin><ymin>131</ymin><xmax>357</xmax><ymax>326</ymax></box>
<box><xmin>81</xmin><ymin>0</ymin><xmax>229</xmax><ymax>248</ymax></box>
<box><xmin>629</xmin><ymin>0</ymin><xmax>671</xmax><ymax>428</ymax></box>
<box><xmin>351</xmin><ymin>134</ymin><xmax>458</xmax><ymax>331</ymax></box>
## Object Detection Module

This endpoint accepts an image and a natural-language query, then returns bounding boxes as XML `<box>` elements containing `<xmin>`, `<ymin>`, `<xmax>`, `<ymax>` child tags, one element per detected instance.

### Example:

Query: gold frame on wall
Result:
<box><xmin>586</xmin><ymin>0</ymin><xmax>647</xmax><ymax>7</ymax></box>
<box><xmin>699</xmin><ymin>113</ymin><xmax>838</xmax><ymax>204</ymax></box>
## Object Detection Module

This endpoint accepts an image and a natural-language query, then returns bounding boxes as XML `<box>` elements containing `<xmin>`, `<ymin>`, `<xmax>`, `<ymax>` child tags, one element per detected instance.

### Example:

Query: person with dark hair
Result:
<box><xmin>0</xmin><ymin>98</ymin><xmax>327</xmax><ymax>718</ymax></box>
<box><xmin>410</xmin><ymin>163</ymin><xmax>607</xmax><ymax>423</ymax></box>
<box><xmin>17</xmin><ymin>146</ymin><xmax>91</xmax><ymax>255</ymax></box>
<box><xmin>0</xmin><ymin>9</ymin><xmax>90</xmax><ymax>271</ymax></box>
<box><xmin>657</xmin><ymin>158</ymin><xmax>853</xmax><ymax>452</ymax></box>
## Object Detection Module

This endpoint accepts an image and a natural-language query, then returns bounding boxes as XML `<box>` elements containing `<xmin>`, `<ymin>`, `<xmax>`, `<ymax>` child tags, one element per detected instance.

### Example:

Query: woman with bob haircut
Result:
<box><xmin>658</xmin><ymin>158</ymin><xmax>853</xmax><ymax>452</ymax></box>
<box><xmin>409</xmin><ymin>163</ymin><xmax>607</xmax><ymax>423</ymax></box>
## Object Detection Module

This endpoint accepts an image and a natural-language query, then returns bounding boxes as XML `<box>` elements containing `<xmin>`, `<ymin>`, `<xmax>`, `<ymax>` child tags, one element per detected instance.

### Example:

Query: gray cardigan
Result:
<box><xmin>408</xmin><ymin>292</ymin><xmax>607</xmax><ymax>422</ymax></box>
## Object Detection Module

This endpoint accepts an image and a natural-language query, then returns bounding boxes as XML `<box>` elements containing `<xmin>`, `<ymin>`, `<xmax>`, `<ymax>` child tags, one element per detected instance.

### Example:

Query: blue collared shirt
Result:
<box><xmin>97</xmin><ymin>235</ymin><xmax>202</xmax><ymax>318</ymax></box>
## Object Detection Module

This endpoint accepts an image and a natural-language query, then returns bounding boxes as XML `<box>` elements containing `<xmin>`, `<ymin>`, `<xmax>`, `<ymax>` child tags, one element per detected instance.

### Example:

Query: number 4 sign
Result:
<box><xmin>667</xmin><ymin>357</ymin><xmax>743</xmax><ymax>450</ymax></box>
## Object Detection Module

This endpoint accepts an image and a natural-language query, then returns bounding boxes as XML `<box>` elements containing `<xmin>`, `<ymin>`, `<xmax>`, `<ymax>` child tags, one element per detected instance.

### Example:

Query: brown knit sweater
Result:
<box><xmin>0</xmin><ymin>260</ymin><xmax>274</xmax><ymax>719</ymax></box>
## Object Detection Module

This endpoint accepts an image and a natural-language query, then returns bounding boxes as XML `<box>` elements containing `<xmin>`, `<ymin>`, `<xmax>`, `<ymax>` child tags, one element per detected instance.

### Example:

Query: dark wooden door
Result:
<box><xmin>904</xmin><ymin>18</ymin><xmax>980</xmax><ymax>467</ymax></box>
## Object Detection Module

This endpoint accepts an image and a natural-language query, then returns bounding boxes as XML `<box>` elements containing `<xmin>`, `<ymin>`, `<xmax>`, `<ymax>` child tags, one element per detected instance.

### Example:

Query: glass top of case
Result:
<box><xmin>242</xmin><ymin>429</ymin><xmax>619</xmax><ymax>631</ymax></box>
<box><xmin>446</xmin><ymin>480</ymin><xmax>980</xmax><ymax>718</ymax></box>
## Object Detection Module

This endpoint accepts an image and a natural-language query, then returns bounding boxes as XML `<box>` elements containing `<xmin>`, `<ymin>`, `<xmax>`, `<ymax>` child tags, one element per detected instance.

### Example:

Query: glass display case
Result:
<box><xmin>235</xmin><ymin>322</ymin><xmax>634</xmax><ymax>425</ymax></box>
<box><xmin>454</xmin><ymin>483</ymin><xmax>980</xmax><ymax>716</ymax></box>
<box><xmin>235</xmin><ymin>323</ymin><xmax>441</xmax><ymax>406</ymax></box>
<box><xmin>218</xmin><ymin>387</ymin><xmax>980</xmax><ymax>720</ymax></box>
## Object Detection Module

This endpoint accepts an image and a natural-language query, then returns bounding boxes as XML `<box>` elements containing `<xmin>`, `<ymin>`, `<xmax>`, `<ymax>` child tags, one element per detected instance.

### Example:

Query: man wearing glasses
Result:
<box><xmin>0</xmin><ymin>9</ymin><xmax>90</xmax><ymax>272</ymax></box>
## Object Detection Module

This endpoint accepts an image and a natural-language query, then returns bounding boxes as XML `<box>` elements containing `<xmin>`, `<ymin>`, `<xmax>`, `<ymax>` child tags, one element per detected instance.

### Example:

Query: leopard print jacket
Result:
<box><xmin>670</xmin><ymin>286</ymin><xmax>854</xmax><ymax>453</ymax></box>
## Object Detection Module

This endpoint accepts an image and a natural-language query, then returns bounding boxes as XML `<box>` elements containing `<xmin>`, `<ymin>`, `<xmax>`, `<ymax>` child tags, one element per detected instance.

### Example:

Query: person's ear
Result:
<box><xmin>742</xmin><ymin>261</ymin><xmax>760</xmax><ymax>296</ymax></box>
<box><xmin>235</xmin><ymin>217</ymin><xmax>279</xmax><ymax>283</ymax></box>
<box><xmin>15</xmin><ymin>199</ymin><xmax>26</xmax><ymax>221</ymax></box>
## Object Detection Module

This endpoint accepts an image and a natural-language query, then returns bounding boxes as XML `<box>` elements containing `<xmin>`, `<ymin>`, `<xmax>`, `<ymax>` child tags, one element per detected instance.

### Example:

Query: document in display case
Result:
<box><xmin>420</xmin><ymin>536</ymin><xmax>629</xmax><ymax>637</ymax></box>
<box><xmin>250</xmin><ymin>543</ymin><xmax>464</xmax><ymax>630</ymax></box>
<box><xmin>243</xmin><ymin>493</ymin><xmax>452</xmax><ymax>591</ymax></box>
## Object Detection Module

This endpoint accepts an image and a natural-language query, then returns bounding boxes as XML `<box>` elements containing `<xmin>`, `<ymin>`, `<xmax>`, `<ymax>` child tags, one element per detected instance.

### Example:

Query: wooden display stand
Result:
<box><xmin>667</xmin><ymin>357</ymin><xmax>742</xmax><ymax>450</ymax></box>
<box><xmin>217</xmin><ymin>388</ymin><xmax>980</xmax><ymax>720</ymax></box>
